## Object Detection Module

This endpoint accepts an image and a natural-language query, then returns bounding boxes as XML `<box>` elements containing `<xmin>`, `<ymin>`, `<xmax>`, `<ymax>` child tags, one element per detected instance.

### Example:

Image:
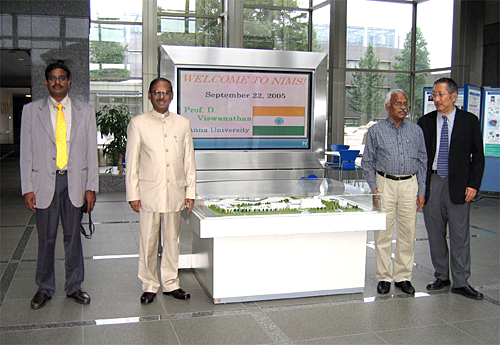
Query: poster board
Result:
<box><xmin>422</xmin><ymin>87</ymin><xmax>464</xmax><ymax>117</ymax></box>
<box><xmin>482</xmin><ymin>87</ymin><xmax>500</xmax><ymax>157</ymax></box>
<box><xmin>463</xmin><ymin>84</ymin><xmax>482</xmax><ymax>118</ymax></box>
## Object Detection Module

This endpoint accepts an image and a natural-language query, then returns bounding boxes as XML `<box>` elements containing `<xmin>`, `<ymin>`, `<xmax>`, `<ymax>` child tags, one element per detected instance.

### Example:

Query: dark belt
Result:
<box><xmin>377</xmin><ymin>171</ymin><xmax>414</xmax><ymax>181</ymax></box>
<box><xmin>432</xmin><ymin>170</ymin><xmax>438</xmax><ymax>174</ymax></box>
<box><xmin>56</xmin><ymin>170</ymin><xmax>67</xmax><ymax>175</ymax></box>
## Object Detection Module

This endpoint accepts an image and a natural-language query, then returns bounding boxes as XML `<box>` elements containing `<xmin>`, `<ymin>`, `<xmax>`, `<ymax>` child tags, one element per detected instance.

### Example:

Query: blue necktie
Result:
<box><xmin>437</xmin><ymin>115</ymin><xmax>449</xmax><ymax>178</ymax></box>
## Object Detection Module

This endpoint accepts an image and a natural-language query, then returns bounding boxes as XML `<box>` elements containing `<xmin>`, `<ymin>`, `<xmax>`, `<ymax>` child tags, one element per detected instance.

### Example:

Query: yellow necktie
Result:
<box><xmin>55</xmin><ymin>104</ymin><xmax>68</xmax><ymax>169</ymax></box>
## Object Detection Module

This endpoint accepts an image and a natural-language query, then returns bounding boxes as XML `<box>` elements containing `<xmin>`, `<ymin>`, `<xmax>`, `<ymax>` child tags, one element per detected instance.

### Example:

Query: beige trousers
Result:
<box><xmin>374</xmin><ymin>174</ymin><xmax>418</xmax><ymax>282</ymax></box>
<box><xmin>138</xmin><ymin>210</ymin><xmax>181</xmax><ymax>293</ymax></box>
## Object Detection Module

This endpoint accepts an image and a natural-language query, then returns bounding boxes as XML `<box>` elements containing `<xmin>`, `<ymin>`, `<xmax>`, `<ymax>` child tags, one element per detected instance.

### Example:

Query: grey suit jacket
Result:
<box><xmin>20</xmin><ymin>96</ymin><xmax>99</xmax><ymax>209</ymax></box>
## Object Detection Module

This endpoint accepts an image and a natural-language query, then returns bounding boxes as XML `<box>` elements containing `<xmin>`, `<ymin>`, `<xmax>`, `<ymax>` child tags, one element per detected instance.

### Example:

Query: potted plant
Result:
<box><xmin>96</xmin><ymin>104</ymin><xmax>133</xmax><ymax>175</ymax></box>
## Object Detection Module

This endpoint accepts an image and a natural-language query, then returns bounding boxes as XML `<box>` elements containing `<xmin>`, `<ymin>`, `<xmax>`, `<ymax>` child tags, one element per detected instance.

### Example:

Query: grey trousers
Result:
<box><xmin>423</xmin><ymin>173</ymin><xmax>471</xmax><ymax>288</ymax></box>
<box><xmin>35</xmin><ymin>173</ymin><xmax>84</xmax><ymax>297</ymax></box>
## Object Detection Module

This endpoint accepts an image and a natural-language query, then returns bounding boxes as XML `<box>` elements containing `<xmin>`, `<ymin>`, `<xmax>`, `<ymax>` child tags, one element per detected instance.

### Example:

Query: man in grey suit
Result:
<box><xmin>20</xmin><ymin>61</ymin><xmax>98</xmax><ymax>309</ymax></box>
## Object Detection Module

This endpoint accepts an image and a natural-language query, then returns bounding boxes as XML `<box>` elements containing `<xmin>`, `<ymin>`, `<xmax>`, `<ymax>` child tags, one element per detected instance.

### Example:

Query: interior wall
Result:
<box><xmin>452</xmin><ymin>0</ymin><xmax>484</xmax><ymax>86</ymax></box>
<box><xmin>0</xmin><ymin>0</ymin><xmax>90</xmax><ymax>102</ymax></box>
<box><xmin>483</xmin><ymin>0</ymin><xmax>500</xmax><ymax>86</ymax></box>
<box><xmin>453</xmin><ymin>0</ymin><xmax>500</xmax><ymax>87</ymax></box>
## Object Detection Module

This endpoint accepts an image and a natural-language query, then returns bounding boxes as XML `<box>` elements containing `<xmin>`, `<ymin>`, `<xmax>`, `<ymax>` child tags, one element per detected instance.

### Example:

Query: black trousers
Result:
<box><xmin>35</xmin><ymin>173</ymin><xmax>84</xmax><ymax>297</ymax></box>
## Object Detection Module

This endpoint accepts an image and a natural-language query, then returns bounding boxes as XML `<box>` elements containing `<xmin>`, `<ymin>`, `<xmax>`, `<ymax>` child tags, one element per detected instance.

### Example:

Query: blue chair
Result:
<box><xmin>325</xmin><ymin>145</ymin><xmax>349</xmax><ymax>178</ymax></box>
<box><xmin>325</xmin><ymin>145</ymin><xmax>349</xmax><ymax>165</ymax></box>
<box><xmin>331</xmin><ymin>144</ymin><xmax>349</xmax><ymax>151</ymax></box>
<box><xmin>331</xmin><ymin>149</ymin><xmax>360</xmax><ymax>182</ymax></box>
<box><xmin>300</xmin><ymin>174</ymin><xmax>318</xmax><ymax>179</ymax></box>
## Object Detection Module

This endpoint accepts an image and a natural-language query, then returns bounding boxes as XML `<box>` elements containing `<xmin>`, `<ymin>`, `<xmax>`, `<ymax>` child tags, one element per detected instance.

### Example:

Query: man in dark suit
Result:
<box><xmin>20</xmin><ymin>61</ymin><xmax>98</xmax><ymax>309</ymax></box>
<box><xmin>417</xmin><ymin>78</ymin><xmax>484</xmax><ymax>300</ymax></box>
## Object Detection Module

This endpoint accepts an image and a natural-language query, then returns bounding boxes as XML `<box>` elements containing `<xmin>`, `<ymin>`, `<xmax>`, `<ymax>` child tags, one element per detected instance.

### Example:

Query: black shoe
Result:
<box><xmin>163</xmin><ymin>288</ymin><xmax>190</xmax><ymax>300</ymax></box>
<box><xmin>426</xmin><ymin>278</ymin><xmax>451</xmax><ymax>290</ymax></box>
<box><xmin>377</xmin><ymin>281</ymin><xmax>391</xmax><ymax>294</ymax></box>
<box><xmin>67</xmin><ymin>289</ymin><xmax>91</xmax><ymax>305</ymax></box>
<box><xmin>140</xmin><ymin>292</ymin><xmax>156</xmax><ymax>304</ymax></box>
<box><xmin>451</xmin><ymin>285</ymin><xmax>484</xmax><ymax>300</ymax></box>
<box><xmin>31</xmin><ymin>292</ymin><xmax>51</xmax><ymax>309</ymax></box>
<box><xmin>395</xmin><ymin>281</ymin><xmax>415</xmax><ymax>295</ymax></box>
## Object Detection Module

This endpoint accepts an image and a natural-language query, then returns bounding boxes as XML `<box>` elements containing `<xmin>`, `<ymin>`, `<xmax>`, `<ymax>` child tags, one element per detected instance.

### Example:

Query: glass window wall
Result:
<box><xmin>157</xmin><ymin>17</ymin><xmax>222</xmax><ymax>47</ymax></box>
<box><xmin>243</xmin><ymin>6</ymin><xmax>310</xmax><ymax>51</ymax></box>
<box><xmin>346</xmin><ymin>0</ymin><xmax>412</xmax><ymax>72</ymax></box>
<box><xmin>312</xmin><ymin>3</ymin><xmax>330</xmax><ymax>53</ymax></box>
<box><xmin>157</xmin><ymin>0</ymin><xmax>223</xmax><ymax>47</ymax></box>
<box><xmin>417</xmin><ymin>0</ymin><xmax>453</xmax><ymax>70</ymax></box>
<box><xmin>90</xmin><ymin>0</ymin><xmax>142</xmax><ymax>118</ymax></box>
<box><xmin>244</xmin><ymin>0</ymin><xmax>310</xmax><ymax>8</ymax></box>
<box><xmin>90</xmin><ymin>0</ymin><xmax>142</xmax><ymax>22</ymax></box>
<box><xmin>89</xmin><ymin>0</ymin><xmax>455</xmax><ymax>153</ymax></box>
<box><xmin>345</xmin><ymin>0</ymin><xmax>452</xmax><ymax>145</ymax></box>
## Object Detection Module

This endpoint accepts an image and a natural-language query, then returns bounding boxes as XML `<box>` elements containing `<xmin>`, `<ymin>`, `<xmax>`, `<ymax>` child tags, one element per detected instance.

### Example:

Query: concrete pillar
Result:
<box><xmin>327</xmin><ymin>0</ymin><xmax>347</xmax><ymax>147</ymax></box>
<box><xmin>142</xmin><ymin>0</ymin><xmax>158</xmax><ymax>112</ymax></box>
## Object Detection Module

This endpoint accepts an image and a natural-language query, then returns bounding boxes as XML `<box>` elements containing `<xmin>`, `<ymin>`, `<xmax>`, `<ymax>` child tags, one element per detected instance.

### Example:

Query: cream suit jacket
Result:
<box><xmin>20</xmin><ymin>96</ymin><xmax>99</xmax><ymax>209</ymax></box>
<box><xmin>125</xmin><ymin>110</ymin><xmax>196</xmax><ymax>212</ymax></box>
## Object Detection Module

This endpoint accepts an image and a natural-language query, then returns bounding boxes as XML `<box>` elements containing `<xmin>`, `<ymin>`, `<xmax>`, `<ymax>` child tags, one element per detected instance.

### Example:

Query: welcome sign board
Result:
<box><xmin>177</xmin><ymin>69</ymin><xmax>312</xmax><ymax>149</ymax></box>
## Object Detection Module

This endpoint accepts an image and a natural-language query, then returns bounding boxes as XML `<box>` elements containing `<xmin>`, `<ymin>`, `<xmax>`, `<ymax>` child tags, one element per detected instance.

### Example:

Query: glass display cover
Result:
<box><xmin>193</xmin><ymin>178</ymin><xmax>381</xmax><ymax>218</ymax></box>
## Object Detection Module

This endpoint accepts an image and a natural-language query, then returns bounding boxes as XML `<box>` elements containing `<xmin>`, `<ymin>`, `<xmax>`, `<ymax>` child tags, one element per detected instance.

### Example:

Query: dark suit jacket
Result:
<box><xmin>417</xmin><ymin>108</ymin><xmax>484</xmax><ymax>205</ymax></box>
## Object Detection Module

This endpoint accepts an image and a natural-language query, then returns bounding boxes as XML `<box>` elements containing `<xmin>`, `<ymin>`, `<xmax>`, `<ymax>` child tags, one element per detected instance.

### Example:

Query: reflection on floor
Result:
<box><xmin>1</xmin><ymin>145</ymin><xmax>499</xmax><ymax>344</ymax></box>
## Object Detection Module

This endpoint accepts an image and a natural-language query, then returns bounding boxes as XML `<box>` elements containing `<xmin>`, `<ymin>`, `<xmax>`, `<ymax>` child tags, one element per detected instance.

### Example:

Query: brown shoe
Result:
<box><xmin>163</xmin><ymin>288</ymin><xmax>190</xmax><ymax>300</ymax></box>
<box><xmin>67</xmin><ymin>289</ymin><xmax>91</xmax><ymax>304</ymax></box>
<box><xmin>31</xmin><ymin>292</ymin><xmax>51</xmax><ymax>309</ymax></box>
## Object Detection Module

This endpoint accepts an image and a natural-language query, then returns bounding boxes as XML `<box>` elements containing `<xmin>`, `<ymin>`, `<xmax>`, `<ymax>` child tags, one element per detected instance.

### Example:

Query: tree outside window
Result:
<box><xmin>347</xmin><ymin>44</ymin><xmax>386</xmax><ymax>125</ymax></box>
<box><xmin>393</xmin><ymin>27</ymin><xmax>431</xmax><ymax>121</ymax></box>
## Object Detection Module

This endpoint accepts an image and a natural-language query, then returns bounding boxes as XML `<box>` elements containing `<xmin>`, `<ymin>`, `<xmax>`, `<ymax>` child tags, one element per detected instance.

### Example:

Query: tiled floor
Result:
<box><xmin>1</xmin><ymin>144</ymin><xmax>499</xmax><ymax>344</ymax></box>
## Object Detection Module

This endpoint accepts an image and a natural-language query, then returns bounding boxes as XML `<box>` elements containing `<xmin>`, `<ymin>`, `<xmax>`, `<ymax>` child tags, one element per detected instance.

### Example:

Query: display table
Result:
<box><xmin>184</xmin><ymin>179</ymin><xmax>385</xmax><ymax>304</ymax></box>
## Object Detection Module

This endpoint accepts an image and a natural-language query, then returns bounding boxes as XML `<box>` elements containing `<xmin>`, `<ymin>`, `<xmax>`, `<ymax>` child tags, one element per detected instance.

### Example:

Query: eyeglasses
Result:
<box><xmin>151</xmin><ymin>90</ymin><xmax>172</xmax><ymax>97</ymax></box>
<box><xmin>47</xmin><ymin>76</ymin><xmax>68</xmax><ymax>82</ymax></box>
<box><xmin>393</xmin><ymin>102</ymin><xmax>409</xmax><ymax>108</ymax></box>
<box><xmin>432</xmin><ymin>93</ymin><xmax>450</xmax><ymax>99</ymax></box>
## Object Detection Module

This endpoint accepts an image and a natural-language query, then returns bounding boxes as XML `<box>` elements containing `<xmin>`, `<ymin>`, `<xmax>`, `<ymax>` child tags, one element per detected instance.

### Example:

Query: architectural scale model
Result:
<box><xmin>207</xmin><ymin>196</ymin><xmax>363</xmax><ymax>216</ymax></box>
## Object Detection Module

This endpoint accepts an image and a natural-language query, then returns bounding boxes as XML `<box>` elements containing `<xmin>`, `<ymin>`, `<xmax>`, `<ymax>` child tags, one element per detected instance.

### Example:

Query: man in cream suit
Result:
<box><xmin>126</xmin><ymin>77</ymin><xmax>196</xmax><ymax>304</ymax></box>
<box><xmin>20</xmin><ymin>61</ymin><xmax>98</xmax><ymax>309</ymax></box>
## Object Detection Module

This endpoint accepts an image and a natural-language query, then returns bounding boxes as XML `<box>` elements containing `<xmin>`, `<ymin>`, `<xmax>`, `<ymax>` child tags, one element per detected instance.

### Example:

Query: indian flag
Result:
<box><xmin>252</xmin><ymin>106</ymin><xmax>305</xmax><ymax>136</ymax></box>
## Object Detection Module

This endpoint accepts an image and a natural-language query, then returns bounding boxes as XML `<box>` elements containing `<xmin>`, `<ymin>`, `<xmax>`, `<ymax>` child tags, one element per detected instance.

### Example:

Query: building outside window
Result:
<box><xmin>347</xmin><ymin>26</ymin><xmax>365</xmax><ymax>46</ymax></box>
<box><xmin>345</xmin><ymin>0</ymin><xmax>453</xmax><ymax>135</ymax></box>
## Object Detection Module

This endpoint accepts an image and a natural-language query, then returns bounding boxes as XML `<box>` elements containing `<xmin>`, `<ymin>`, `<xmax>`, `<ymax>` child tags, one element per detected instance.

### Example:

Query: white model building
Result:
<box><xmin>270</xmin><ymin>202</ymin><xmax>288</xmax><ymax>210</ymax></box>
<box><xmin>338</xmin><ymin>199</ymin><xmax>348</xmax><ymax>207</ymax></box>
<box><xmin>300</xmin><ymin>196</ymin><xmax>325</xmax><ymax>209</ymax></box>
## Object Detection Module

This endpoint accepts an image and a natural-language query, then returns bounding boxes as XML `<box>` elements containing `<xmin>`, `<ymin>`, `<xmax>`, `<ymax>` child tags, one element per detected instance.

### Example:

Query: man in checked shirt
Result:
<box><xmin>362</xmin><ymin>89</ymin><xmax>427</xmax><ymax>295</ymax></box>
